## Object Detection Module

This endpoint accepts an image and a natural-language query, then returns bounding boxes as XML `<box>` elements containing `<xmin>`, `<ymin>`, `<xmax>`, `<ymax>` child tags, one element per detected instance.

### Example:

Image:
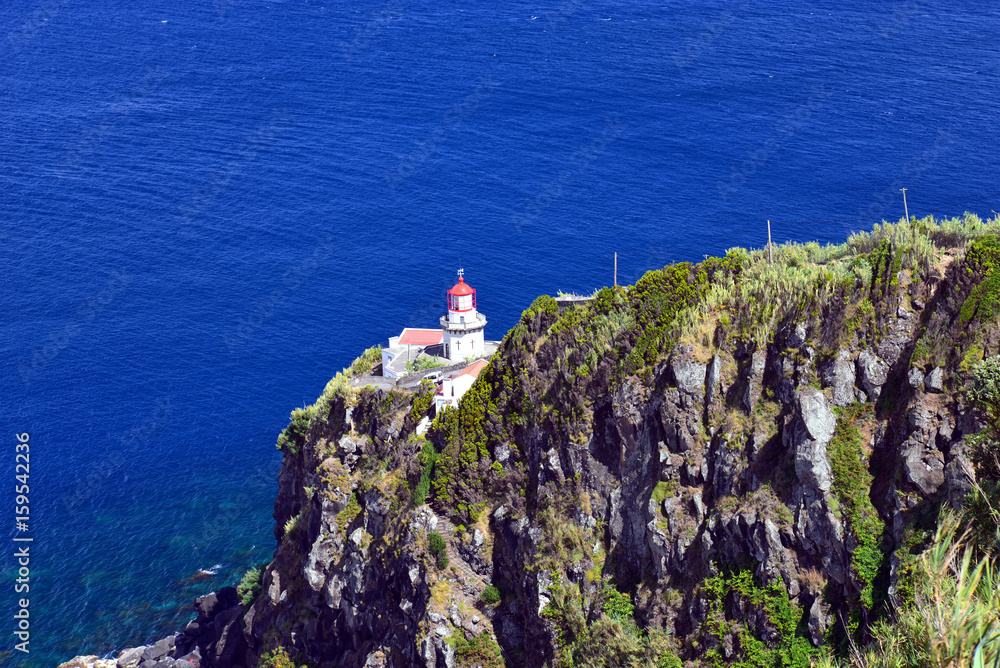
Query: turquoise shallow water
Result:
<box><xmin>3</xmin><ymin>1</ymin><xmax>1000</xmax><ymax>664</ymax></box>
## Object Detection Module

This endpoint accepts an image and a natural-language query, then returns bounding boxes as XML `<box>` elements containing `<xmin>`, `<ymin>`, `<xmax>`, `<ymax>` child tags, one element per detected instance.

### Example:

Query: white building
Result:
<box><xmin>441</xmin><ymin>269</ymin><xmax>487</xmax><ymax>361</ymax></box>
<box><xmin>434</xmin><ymin>359</ymin><xmax>488</xmax><ymax>413</ymax></box>
<box><xmin>380</xmin><ymin>328</ymin><xmax>444</xmax><ymax>379</ymax></box>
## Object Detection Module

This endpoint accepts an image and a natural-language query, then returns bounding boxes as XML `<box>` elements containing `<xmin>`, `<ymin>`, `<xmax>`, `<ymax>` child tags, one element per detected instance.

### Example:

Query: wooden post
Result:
<box><xmin>901</xmin><ymin>188</ymin><xmax>910</xmax><ymax>223</ymax></box>
<box><xmin>614</xmin><ymin>252</ymin><xmax>618</xmax><ymax>287</ymax></box>
<box><xmin>767</xmin><ymin>220</ymin><xmax>773</xmax><ymax>265</ymax></box>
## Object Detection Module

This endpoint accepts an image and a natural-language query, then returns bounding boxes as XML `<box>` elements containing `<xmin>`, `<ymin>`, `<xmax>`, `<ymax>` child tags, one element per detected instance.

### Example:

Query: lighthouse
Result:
<box><xmin>441</xmin><ymin>269</ymin><xmax>487</xmax><ymax>362</ymax></box>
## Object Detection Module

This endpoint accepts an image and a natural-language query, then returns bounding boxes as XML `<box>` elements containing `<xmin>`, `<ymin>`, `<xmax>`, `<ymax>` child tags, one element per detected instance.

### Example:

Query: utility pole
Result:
<box><xmin>901</xmin><ymin>188</ymin><xmax>910</xmax><ymax>223</ymax></box>
<box><xmin>767</xmin><ymin>220</ymin><xmax>773</xmax><ymax>265</ymax></box>
<box><xmin>613</xmin><ymin>252</ymin><xmax>618</xmax><ymax>287</ymax></box>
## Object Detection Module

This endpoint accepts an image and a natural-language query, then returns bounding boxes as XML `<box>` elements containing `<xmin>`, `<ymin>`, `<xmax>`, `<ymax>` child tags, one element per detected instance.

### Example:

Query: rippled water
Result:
<box><xmin>3</xmin><ymin>1</ymin><xmax>999</xmax><ymax>664</ymax></box>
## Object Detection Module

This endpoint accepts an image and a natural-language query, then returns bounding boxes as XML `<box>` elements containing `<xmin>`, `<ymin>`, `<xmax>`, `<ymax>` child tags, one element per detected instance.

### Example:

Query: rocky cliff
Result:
<box><xmin>63</xmin><ymin>216</ymin><xmax>1000</xmax><ymax>668</ymax></box>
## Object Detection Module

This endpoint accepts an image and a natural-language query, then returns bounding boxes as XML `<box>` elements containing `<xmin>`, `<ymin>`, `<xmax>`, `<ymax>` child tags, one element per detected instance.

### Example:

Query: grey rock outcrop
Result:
<box><xmin>790</xmin><ymin>388</ymin><xmax>835</xmax><ymax>493</ymax></box>
<box><xmin>857</xmin><ymin>350</ymin><xmax>890</xmax><ymax>401</ymax></box>
<box><xmin>925</xmin><ymin>367</ymin><xmax>945</xmax><ymax>393</ymax></box>
<box><xmin>824</xmin><ymin>350</ymin><xmax>857</xmax><ymax>407</ymax></box>
<box><xmin>60</xmin><ymin>587</ymin><xmax>246</xmax><ymax>668</ymax></box>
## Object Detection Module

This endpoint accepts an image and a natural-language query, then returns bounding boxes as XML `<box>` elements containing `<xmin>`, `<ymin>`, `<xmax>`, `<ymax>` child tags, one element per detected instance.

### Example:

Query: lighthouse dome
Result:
<box><xmin>447</xmin><ymin>273</ymin><xmax>476</xmax><ymax>312</ymax></box>
<box><xmin>448</xmin><ymin>276</ymin><xmax>475</xmax><ymax>297</ymax></box>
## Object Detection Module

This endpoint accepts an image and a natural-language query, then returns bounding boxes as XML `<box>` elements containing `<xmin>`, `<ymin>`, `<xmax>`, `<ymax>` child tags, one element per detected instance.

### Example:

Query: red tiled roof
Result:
<box><xmin>456</xmin><ymin>359</ymin><xmax>488</xmax><ymax>379</ymax></box>
<box><xmin>398</xmin><ymin>328</ymin><xmax>443</xmax><ymax>346</ymax></box>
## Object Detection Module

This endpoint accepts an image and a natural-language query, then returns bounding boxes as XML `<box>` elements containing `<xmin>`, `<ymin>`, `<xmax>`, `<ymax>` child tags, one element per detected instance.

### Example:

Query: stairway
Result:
<box><xmin>433</xmin><ymin>515</ymin><xmax>488</xmax><ymax>595</ymax></box>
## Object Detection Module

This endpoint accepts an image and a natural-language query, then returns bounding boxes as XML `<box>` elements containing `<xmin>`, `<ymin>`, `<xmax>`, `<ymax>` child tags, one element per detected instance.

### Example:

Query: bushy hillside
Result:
<box><xmin>246</xmin><ymin>213</ymin><xmax>1000</xmax><ymax>668</ymax></box>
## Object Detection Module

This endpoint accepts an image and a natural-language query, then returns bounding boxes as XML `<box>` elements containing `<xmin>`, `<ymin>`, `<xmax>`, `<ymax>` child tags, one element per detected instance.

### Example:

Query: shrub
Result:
<box><xmin>481</xmin><ymin>585</ymin><xmax>501</xmax><ymax>605</ymax></box>
<box><xmin>428</xmin><ymin>531</ymin><xmax>446</xmax><ymax>554</ymax></box>
<box><xmin>829</xmin><ymin>403</ymin><xmax>885</xmax><ymax>612</ymax></box>
<box><xmin>521</xmin><ymin>294</ymin><xmax>559</xmax><ymax>324</ymax></box>
<box><xmin>237</xmin><ymin>563</ymin><xmax>267</xmax><ymax>606</ymax></box>
<box><xmin>448</xmin><ymin>631</ymin><xmax>504</xmax><ymax>667</ymax></box>
<box><xmin>970</xmin><ymin>355</ymin><xmax>1000</xmax><ymax>481</ymax></box>
<box><xmin>428</xmin><ymin>531</ymin><xmax>449</xmax><ymax>569</ymax></box>
<box><xmin>283</xmin><ymin>511</ymin><xmax>302</xmax><ymax>542</ymax></box>
<box><xmin>543</xmin><ymin>581</ymin><xmax>683</xmax><ymax>668</ymax></box>
<box><xmin>347</xmin><ymin>345</ymin><xmax>383</xmax><ymax>377</ymax></box>
<box><xmin>701</xmin><ymin>568</ymin><xmax>814</xmax><ymax>668</ymax></box>
<box><xmin>275</xmin><ymin>405</ymin><xmax>315</xmax><ymax>454</ymax></box>
<box><xmin>258</xmin><ymin>647</ymin><xmax>303</xmax><ymax>668</ymax></box>
<box><xmin>412</xmin><ymin>440</ymin><xmax>438</xmax><ymax>506</ymax></box>
<box><xmin>959</xmin><ymin>235</ymin><xmax>1000</xmax><ymax>324</ymax></box>
<box><xmin>336</xmin><ymin>493</ymin><xmax>361</xmax><ymax>534</ymax></box>
<box><xmin>821</xmin><ymin>511</ymin><xmax>1000</xmax><ymax>667</ymax></box>
<box><xmin>602</xmin><ymin>585</ymin><xmax>638</xmax><ymax>637</ymax></box>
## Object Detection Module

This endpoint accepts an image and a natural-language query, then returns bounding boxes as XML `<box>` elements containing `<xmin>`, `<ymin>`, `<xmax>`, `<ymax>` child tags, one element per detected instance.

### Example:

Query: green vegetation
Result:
<box><xmin>237</xmin><ymin>562</ymin><xmax>267</xmax><ymax>606</ymax></box>
<box><xmin>701</xmin><ymin>568</ymin><xmax>814</xmax><ymax>668</ymax></box>
<box><xmin>347</xmin><ymin>345</ymin><xmax>383</xmax><ymax>377</ymax></box>
<box><xmin>963</xmin><ymin>355</ymin><xmax>1000</xmax><ymax>555</ymax></box>
<box><xmin>336</xmin><ymin>493</ymin><xmax>361</xmax><ymax>534</ymax></box>
<box><xmin>428</xmin><ymin>531</ymin><xmax>448</xmax><ymax>570</ymax></box>
<box><xmin>408</xmin><ymin>383</ymin><xmax>436</xmax><ymax>423</ymax></box>
<box><xmin>481</xmin><ymin>584</ymin><xmax>501</xmax><ymax>605</ymax></box>
<box><xmin>269</xmin><ymin>213</ymin><xmax>1000</xmax><ymax>667</ymax></box>
<box><xmin>542</xmin><ymin>582</ymin><xmax>682</xmax><ymax>668</ymax></box>
<box><xmin>448</xmin><ymin>631</ymin><xmax>504</xmax><ymax>667</ymax></box>
<box><xmin>959</xmin><ymin>234</ymin><xmax>1000</xmax><ymax>324</ymax></box>
<box><xmin>818</xmin><ymin>512</ymin><xmax>1000</xmax><ymax>668</ymax></box>
<box><xmin>259</xmin><ymin>647</ymin><xmax>306</xmax><ymax>668</ymax></box>
<box><xmin>651</xmin><ymin>481</ymin><xmax>676</xmax><ymax>506</ymax></box>
<box><xmin>970</xmin><ymin>355</ymin><xmax>1000</xmax><ymax>481</ymax></box>
<box><xmin>412</xmin><ymin>439</ymin><xmax>439</xmax><ymax>506</ymax></box>
<box><xmin>623</xmin><ymin>259</ymin><xmax>739</xmax><ymax>373</ymax></box>
<box><xmin>674</xmin><ymin>213</ymin><xmax>1000</xmax><ymax>346</ymax></box>
<box><xmin>406</xmin><ymin>355</ymin><xmax>447</xmax><ymax>374</ymax></box>
<box><xmin>828</xmin><ymin>403</ymin><xmax>885</xmax><ymax>613</ymax></box>
<box><xmin>276</xmin><ymin>405</ymin><xmax>316</xmax><ymax>455</ymax></box>
<box><xmin>283</xmin><ymin>510</ymin><xmax>303</xmax><ymax>542</ymax></box>
<box><xmin>602</xmin><ymin>585</ymin><xmax>639</xmax><ymax>637</ymax></box>
<box><xmin>522</xmin><ymin>294</ymin><xmax>560</xmax><ymax>323</ymax></box>
<box><xmin>428</xmin><ymin>361</ymin><xmax>500</xmax><ymax>519</ymax></box>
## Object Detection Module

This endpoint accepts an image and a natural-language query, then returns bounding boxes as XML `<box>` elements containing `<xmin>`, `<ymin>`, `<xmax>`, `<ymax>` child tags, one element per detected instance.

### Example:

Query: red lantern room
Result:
<box><xmin>447</xmin><ymin>269</ymin><xmax>476</xmax><ymax>313</ymax></box>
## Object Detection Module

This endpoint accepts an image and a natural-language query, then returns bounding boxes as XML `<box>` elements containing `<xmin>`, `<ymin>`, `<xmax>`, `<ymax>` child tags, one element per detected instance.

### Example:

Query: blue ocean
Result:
<box><xmin>2</xmin><ymin>1</ymin><xmax>999</xmax><ymax>664</ymax></box>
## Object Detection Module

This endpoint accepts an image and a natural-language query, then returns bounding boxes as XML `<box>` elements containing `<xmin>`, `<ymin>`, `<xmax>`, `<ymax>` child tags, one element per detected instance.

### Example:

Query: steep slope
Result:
<box><xmin>244</xmin><ymin>215</ymin><xmax>999</xmax><ymax>668</ymax></box>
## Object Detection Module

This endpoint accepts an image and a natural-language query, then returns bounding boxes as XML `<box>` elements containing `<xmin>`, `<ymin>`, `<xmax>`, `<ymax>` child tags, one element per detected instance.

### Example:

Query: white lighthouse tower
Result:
<box><xmin>441</xmin><ymin>269</ymin><xmax>487</xmax><ymax>362</ymax></box>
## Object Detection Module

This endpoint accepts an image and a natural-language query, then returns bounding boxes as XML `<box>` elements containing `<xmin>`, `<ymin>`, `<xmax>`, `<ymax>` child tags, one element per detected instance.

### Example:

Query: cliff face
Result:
<box><xmin>241</xmin><ymin>222</ymin><xmax>997</xmax><ymax>667</ymax></box>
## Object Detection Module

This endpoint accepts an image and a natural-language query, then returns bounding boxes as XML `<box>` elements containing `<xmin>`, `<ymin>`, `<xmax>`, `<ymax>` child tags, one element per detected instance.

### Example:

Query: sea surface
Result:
<box><xmin>2</xmin><ymin>0</ymin><xmax>999</xmax><ymax>664</ymax></box>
